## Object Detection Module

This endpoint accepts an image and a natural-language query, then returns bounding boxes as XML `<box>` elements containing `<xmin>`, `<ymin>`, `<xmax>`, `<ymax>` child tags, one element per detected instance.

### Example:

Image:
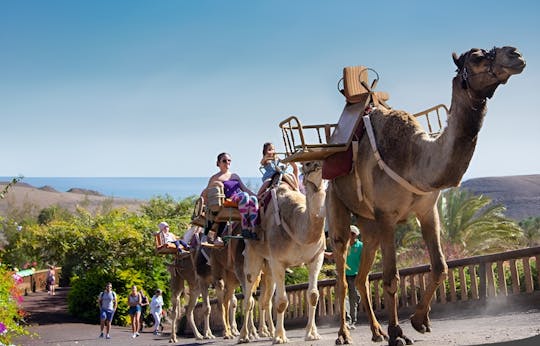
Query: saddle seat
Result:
<box><xmin>154</xmin><ymin>232</ymin><xmax>189</xmax><ymax>255</ymax></box>
<box><xmin>280</xmin><ymin>65</ymin><xmax>391</xmax><ymax>163</ymax></box>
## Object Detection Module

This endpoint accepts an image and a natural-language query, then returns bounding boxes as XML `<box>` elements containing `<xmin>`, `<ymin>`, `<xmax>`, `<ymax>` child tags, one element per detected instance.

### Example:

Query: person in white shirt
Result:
<box><xmin>150</xmin><ymin>289</ymin><xmax>164</xmax><ymax>335</ymax></box>
<box><xmin>158</xmin><ymin>221</ymin><xmax>190</xmax><ymax>254</ymax></box>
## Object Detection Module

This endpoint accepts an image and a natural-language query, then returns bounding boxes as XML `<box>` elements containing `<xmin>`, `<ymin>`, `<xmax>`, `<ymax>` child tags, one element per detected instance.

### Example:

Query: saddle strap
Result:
<box><xmin>362</xmin><ymin>114</ymin><xmax>431</xmax><ymax>196</ymax></box>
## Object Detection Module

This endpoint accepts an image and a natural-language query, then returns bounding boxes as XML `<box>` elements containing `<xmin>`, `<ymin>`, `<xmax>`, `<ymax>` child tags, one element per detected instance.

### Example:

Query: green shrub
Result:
<box><xmin>0</xmin><ymin>264</ymin><xmax>31</xmax><ymax>344</ymax></box>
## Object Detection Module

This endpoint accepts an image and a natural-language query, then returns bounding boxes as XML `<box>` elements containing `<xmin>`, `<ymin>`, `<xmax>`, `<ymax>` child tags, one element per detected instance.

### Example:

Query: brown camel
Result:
<box><xmin>167</xmin><ymin>254</ymin><xmax>210</xmax><ymax>342</ymax></box>
<box><xmin>240</xmin><ymin>161</ymin><xmax>327</xmax><ymax>343</ymax></box>
<box><xmin>325</xmin><ymin>46</ymin><xmax>526</xmax><ymax>345</ymax></box>
<box><xmin>192</xmin><ymin>228</ymin><xmax>261</xmax><ymax>340</ymax></box>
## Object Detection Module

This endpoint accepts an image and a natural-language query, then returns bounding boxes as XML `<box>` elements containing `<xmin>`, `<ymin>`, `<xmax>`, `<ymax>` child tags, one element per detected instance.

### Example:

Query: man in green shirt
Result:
<box><xmin>346</xmin><ymin>225</ymin><xmax>363</xmax><ymax>329</ymax></box>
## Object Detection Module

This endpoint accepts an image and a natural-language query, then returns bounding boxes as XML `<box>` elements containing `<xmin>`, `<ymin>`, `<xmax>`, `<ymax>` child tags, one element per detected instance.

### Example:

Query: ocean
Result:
<box><xmin>1</xmin><ymin>177</ymin><xmax>263</xmax><ymax>200</ymax></box>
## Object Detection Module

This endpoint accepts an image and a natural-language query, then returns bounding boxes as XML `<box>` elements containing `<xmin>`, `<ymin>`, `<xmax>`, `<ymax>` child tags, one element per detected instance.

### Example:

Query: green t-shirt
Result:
<box><xmin>345</xmin><ymin>240</ymin><xmax>363</xmax><ymax>276</ymax></box>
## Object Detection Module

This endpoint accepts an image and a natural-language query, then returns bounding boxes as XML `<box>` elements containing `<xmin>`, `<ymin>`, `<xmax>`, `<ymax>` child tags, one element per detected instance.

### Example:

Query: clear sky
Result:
<box><xmin>1</xmin><ymin>0</ymin><xmax>539</xmax><ymax>179</ymax></box>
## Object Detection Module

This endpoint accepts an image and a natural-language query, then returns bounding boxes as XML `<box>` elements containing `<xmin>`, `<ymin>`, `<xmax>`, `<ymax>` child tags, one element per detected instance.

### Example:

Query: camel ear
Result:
<box><xmin>452</xmin><ymin>52</ymin><xmax>462</xmax><ymax>69</ymax></box>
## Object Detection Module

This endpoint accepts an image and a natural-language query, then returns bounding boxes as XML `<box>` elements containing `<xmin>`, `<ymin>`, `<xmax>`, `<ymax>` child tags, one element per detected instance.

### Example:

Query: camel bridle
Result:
<box><xmin>458</xmin><ymin>47</ymin><xmax>505</xmax><ymax>110</ymax></box>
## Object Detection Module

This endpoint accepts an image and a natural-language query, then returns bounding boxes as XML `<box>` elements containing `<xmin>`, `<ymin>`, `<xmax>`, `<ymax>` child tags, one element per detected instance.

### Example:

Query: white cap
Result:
<box><xmin>350</xmin><ymin>225</ymin><xmax>360</xmax><ymax>235</ymax></box>
<box><xmin>158</xmin><ymin>222</ymin><xmax>169</xmax><ymax>231</ymax></box>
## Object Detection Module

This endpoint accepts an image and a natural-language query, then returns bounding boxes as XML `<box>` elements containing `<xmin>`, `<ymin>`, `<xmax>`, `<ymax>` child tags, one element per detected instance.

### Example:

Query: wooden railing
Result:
<box><xmin>188</xmin><ymin>246</ymin><xmax>539</xmax><ymax>332</ymax></box>
<box><xmin>19</xmin><ymin>268</ymin><xmax>62</xmax><ymax>295</ymax></box>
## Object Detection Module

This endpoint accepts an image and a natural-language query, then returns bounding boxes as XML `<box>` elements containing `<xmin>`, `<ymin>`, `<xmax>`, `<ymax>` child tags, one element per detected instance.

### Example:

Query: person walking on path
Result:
<box><xmin>127</xmin><ymin>285</ymin><xmax>142</xmax><ymax>338</ymax></box>
<box><xmin>345</xmin><ymin>225</ymin><xmax>363</xmax><ymax>329</ymax></box>
<box><xmin>149</xmin><ymin>289</ymin><xmax>164</xmax><ymax>335</ymax></box>
<box><xmin>98</xmin><ymin>282</ymin><xmax>117</xmax><ymax>339</ymax></box>
<box><xmin>47</xmin><ymin>265</ymin><xmax>56</xmax><ymax>296</ymax></box>
<box><xmin>138</xmin><ymin>288</ymin><xmax>149</xmax><ymax>332</ymax></box>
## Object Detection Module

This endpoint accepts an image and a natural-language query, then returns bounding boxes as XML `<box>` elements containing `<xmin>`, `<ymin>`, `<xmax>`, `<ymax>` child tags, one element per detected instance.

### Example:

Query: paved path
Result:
<box><xmin>15</xmin><ymin>287</ymin><xmax>540</xmax><ymax>346</ymax></box>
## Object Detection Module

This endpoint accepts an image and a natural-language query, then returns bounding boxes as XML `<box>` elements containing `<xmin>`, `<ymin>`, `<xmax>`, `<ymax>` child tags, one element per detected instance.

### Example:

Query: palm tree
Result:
<box><xmin>401</xmin><ymin>187</ymin><xmax>522</xmax><ymax>262</ymax></box>
<box><xmin>518</xmin><ymin>216</ymin><xmax>540</xmax><ymax>247</ymax></box>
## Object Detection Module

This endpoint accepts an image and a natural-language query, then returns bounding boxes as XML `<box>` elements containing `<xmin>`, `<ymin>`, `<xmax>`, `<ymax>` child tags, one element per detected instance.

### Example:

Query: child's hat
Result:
<box><xmin>158</xmin><ymin>222</ymin><xmax>169</xmax><ymax>230</ymax></box>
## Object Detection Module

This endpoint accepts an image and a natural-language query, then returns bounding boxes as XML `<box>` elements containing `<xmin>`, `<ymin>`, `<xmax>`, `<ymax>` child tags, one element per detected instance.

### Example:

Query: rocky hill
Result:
<box><xmin>0</xmin><ymin>183</ymin><xmax>145</xmax><ymax>216</ymax></box>
<box><xmin>461</xmin><ymin>174</ymin><xmax>540</xmax><ymax>221</ymax></box>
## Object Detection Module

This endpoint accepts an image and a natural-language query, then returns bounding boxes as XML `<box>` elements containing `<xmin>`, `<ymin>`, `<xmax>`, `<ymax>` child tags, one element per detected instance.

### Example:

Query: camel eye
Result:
<box><xmin>469</xmin><ymin>51</ymin><xmax>484</xmax><ymax>64</ymax></box>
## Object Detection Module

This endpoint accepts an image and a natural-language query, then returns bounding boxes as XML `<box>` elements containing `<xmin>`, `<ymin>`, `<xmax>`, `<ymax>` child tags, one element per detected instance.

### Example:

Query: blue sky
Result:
<box><xmin>1</xmin><ymin>0</ymin><xmax>539</xmax><ymax>180</ymax></box>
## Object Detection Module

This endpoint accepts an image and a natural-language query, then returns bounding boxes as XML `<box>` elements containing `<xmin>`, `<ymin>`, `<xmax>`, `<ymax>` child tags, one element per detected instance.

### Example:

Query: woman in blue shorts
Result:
<box><xmin>127</xmin><ymin>285</ymin><xmax>142</xmax><ymax>338</ymax></box>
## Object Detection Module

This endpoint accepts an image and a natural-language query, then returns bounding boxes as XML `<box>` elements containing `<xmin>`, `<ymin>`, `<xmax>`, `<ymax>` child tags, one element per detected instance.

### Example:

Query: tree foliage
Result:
<box><xmin>1</xmin><ymin>195</ymin><xmax>195</xmax><ymax>325</ymax></box>
<box><xmin>399</xmin><ymin>187</ymin><xmax>523</xmax><ymax>266</ymax></box>
<box><xmin>519</xmin><ymin>216</ymin><xmax>540</xmax><ymax>247</ymax></box>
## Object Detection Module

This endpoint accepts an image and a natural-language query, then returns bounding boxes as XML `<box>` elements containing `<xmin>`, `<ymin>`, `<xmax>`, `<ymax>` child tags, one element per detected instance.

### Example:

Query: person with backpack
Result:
<box><xmin>138</xmin><ymin>289</ymin><xmax>149</xmax><ymax>332</ymax></box>
<box><xmin>47</xmin><ymin>265</ymin><xmax>56</xmax><ymax>296</ymax></box>
<box><xmin>98</xmin><ymin>282</ymin><xmax>117</xmax><ymax>339</ymax></box>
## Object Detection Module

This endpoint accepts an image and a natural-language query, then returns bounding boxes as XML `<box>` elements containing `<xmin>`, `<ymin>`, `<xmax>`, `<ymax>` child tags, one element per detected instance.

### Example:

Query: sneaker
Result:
<box><xmin>241</xmin><ymin>229</ymin><xmax>251</xmax><ymax>238</ymax></box>
<box><xmin>348</xmin><ymin>323</ymin><xmax>356</xmax><ymax>330</ymax></box>
<box><xmin>153</xmin><ymin>330</ymin><xmax>158</xmax><ymax>336</ymax></box>
<box><xmin>99</xmin><ymin>332</ymin><xmax>104</xmax><ymax>338</ymax></box>
<box><xmin>105</xmin><ymin>334</ymin><xmax>111</xmax><ymax>339</ymax></box>
<box><xmin>132</xmin><ymin>333</ymin><xmax>137</xmax><ymax>338</ymax></box>
<box><xmin>135</xmin><ymin>332</ymin><xmax>140</xmax><ymax>337</ymax></box>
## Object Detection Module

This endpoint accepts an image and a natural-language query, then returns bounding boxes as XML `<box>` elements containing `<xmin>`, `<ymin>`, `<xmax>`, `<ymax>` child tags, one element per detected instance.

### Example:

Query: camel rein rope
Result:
<box><xmin>362</xmin><ymin>114</ymin><xmax>431</xmax><ymax>196</ymax></box>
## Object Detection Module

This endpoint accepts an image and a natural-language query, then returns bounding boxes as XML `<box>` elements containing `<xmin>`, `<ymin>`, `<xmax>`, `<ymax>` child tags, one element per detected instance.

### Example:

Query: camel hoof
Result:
<box><xmin>389</xmin><ymin>337</ymin><xmax>406</xmax><ymax>346</ymax></box>
<box><xmin>305</xmin><ymin>333</ymin><xmax>321</xmax><ymax>341</ymax></box>
<box><xmin>372</xmin><ymin>335</ymin><xmax>385</xmax><ymax>342</ymax></box>
<box><xmin>335</xmin><ymin>335</ymin><xmax>351</xmax><ymax>345</ymax></box>
<box><xmin>238</xmin><ymin>336</ymin><xmax>250</xmax><ymax>343</ymax></box>
<box><xmin>274</xmin><ymin>335</ymin><xmax>289</xmax><ymax>344</ymax></box>
<box><xmin>410</xmin><ymin>314</ymin><xmax>430</xmax><ymax>334</ymax></box>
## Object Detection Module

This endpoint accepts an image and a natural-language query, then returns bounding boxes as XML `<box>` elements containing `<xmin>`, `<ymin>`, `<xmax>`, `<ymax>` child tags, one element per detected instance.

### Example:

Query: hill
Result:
<box><xmin>461</xmin><ymin>174</ymin><xmax>540</xmax><ymax>221</ymax></box>
<box><xmin>0</xmin><ymin>182</ymin><xmax>145</xmax><ymax>216</ymax></box>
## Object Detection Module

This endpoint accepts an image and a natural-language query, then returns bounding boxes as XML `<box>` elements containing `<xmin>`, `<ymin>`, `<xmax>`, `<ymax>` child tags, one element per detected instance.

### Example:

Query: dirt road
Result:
<box><xmin>15</xmin><ymin>287</ymin><xmax>540</xmax><ymax>346</ymax></box>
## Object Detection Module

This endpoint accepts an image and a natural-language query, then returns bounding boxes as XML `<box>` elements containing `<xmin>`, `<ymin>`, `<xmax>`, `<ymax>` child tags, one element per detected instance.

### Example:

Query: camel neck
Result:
<box><xmin>421</xmin><ymin>78</ymin><xmax>487</xmax><ymax>190</ymax></box>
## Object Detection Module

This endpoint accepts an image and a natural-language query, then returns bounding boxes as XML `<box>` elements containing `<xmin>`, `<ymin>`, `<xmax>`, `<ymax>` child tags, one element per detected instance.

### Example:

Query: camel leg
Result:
<box><xmin>168</xmin><ymin>268</ymin><xmax>182</xmax><ymax>343</ymax></box>
<box><xmin>411</xmin><ymin>207</ymin><xmax>448</xmax><ymax>334</ymax></box>
<box><xmin>272</xmin><ymin>264</ymin><xmax>289</xmax><ymax>344</ymax></box>
<box><xmin>230</xmin><ymin>294</ymin><xmax>240</xmax><ymax>336</ymax></box>
<box><xmin>304</xmin><ymin>254</ymin><xmax>323</xmax><ymax>341</ymax></box>
<box><xmin>238</xmin><ymin>247</ymin><xmax>264</xmax><ymax>343</ymax></box>
<box><xmin>258</xmin><ymin>270</ymin><xmax>275</xmax><ymax>338</ymax></box>
<box><xmin>185</xmin><ymin>283</ymin><xmax>204</xmax><ymax>340</ymax></box>
<box><xmin>355</xmin><ymin>219</ymin><xmax>387</xmax><ymax>342</ymax></box>
<box><xmin>221</xmin><ymin>279</ymin><xmax>238</xmax><ymax>339</ymax></box>
<box><xmin>326</xmin><ymin>184</ymin><xmax>353</xmax><ymax>345</ymax></box>
<box><xmin>200</xmin><ymin>282</ymin><xmax>215</xmax><ymax>339</ymax></box>
<box><xmin>379</xmin><ymin>220</ymin><xmax>412</xmax><ymax>346</ymax></box>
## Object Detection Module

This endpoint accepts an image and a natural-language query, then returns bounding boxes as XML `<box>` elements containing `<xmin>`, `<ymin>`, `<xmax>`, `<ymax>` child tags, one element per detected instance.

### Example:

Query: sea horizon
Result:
<box><xmin>0</xmin><ymin>176</ymin><xmax>263</xmax><ymax>201</ymax></box>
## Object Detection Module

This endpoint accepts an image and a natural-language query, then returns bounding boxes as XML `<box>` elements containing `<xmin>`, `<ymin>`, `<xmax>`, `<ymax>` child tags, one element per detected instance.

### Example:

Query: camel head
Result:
<box><xmin>301</xmin><ymin>161</ymin><xmax>326</xmax><ymax>218</ymax></box>
<box><xmin>452</xmin><ymin>46</ymin><xmax>525</xmax><ymax>99</ymax></box>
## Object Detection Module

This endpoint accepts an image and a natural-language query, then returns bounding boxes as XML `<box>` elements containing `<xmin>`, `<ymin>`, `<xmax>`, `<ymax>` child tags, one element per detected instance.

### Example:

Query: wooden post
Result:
<box><xmin>478</xmin><ymin>263</ymin><xmax>487</xmax><ymax>299</ymax></box>
<box><xmin>469</xmin><ymin>265</ymin><xmax>479</xmax><ymax>300</ymax></box>
<box><xmin>496</xmin><ymin>261</ymin><xmax>508</xmax><ymax>296</ymax></box>
<box><xmin>459</xmin><ymin>267</ymin><xmax>468</xmax><ymax>301</ymax></box>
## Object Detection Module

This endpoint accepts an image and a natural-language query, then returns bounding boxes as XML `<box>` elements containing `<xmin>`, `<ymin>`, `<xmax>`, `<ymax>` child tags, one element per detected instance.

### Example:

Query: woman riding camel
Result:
<box><xmin>204</xmin><ymin>152</ymin><xmax>259</xmax><ymax>241</ymax></box>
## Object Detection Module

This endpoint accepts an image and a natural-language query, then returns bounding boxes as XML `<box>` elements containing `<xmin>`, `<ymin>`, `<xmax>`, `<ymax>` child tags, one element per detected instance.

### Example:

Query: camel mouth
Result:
<box><xmin>502</xmin><ymin>60</ymin><xmax>526</xmax><ymax>75</ymax></box>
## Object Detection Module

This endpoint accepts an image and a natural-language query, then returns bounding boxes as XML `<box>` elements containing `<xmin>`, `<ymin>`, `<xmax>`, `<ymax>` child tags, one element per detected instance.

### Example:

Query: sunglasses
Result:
<box><xmin>221</xmin><ymin>159</ymin><xmax>231</xmax><ymax>163</ymax></box>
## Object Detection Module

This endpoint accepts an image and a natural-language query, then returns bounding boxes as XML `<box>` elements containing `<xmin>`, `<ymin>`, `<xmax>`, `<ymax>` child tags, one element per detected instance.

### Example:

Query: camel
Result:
<box><xmin>191</xmin><ymin>228</ymin><xmax>264</xmax><ymax>340</ymax></box>
<box><xmin>240</xmin><ymin>161</ymin><xmax>327</xmax><ymax>343</ymax></box>
<box><xmin>325</xmin><ymin>46</ymin><xmax>526</xmax><ymax>345</ymax></box>
<box><xmin>167</xmin><ymin>255</ymin><xmax>211</xmax><ymax>342</ymax></box>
